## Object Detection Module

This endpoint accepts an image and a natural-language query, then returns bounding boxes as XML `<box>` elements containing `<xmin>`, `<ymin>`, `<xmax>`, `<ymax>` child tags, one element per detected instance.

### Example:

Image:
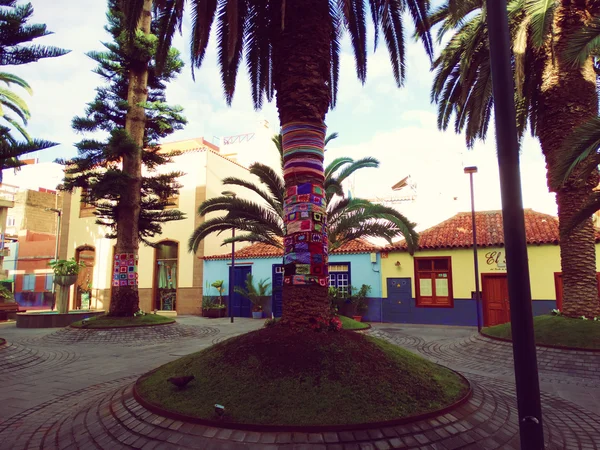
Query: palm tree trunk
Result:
<box><xmin>272</xmin><ymin>0</ymin><xmax>332</xmax><ymax>328</ymax></box>
<box><xmin>108</xmin><ymin>0</ymin><xmax>151</xmax><ymax>316</ymax></box>
<box><xmin>537</xmin><ymin>0</ymin><xmax>600</xmax><ymax>318</ymax></box>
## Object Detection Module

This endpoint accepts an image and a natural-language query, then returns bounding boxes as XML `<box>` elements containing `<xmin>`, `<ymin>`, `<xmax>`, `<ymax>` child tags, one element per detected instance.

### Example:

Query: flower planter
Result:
<box><xmin>54</xmin><ymin>275</ymin><xmax>78</xmax><ymax>287</ymax></box>
<box><xmin>54</xmin><ymin>275</ymin><xmax>78</xmax><ymax>314</ymax></box>
<box><xmin>352</xmin><ymin>316</ymin><xmax>362</xmax><ymax>322</ymax></box>
<box><xmin>252</xmin><ymin>311</ymin><xmax>263</xmax><ymax>319</ymax></box>
<box><xmin>202</xmin><ymin>307</ymin><xmax>226</xmax><ymax>318</ymax></box>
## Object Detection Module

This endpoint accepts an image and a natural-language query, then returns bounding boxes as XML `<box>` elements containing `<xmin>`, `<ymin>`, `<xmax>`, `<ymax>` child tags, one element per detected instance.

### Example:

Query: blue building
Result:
<box><xmin>203</xmin><ymin>239</ymin><xmax>383</xmax><ymax>320</ymax></box>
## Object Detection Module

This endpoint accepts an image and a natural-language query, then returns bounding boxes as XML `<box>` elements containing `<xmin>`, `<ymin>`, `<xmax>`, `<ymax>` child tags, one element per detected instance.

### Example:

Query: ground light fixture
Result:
<box><xmin>222</xmin><ymin>191</ymin><xmax>236</xmax><ymax>323</ymax></box>
<box><xmin>463</xmin><ymin>166</ymin><xmax>482</xmax><ymax>333</ymax></box>
<box><xmin>485</xmin><ymin>0</ymin><xmax>544</xmax><ymax>447</ymax></box>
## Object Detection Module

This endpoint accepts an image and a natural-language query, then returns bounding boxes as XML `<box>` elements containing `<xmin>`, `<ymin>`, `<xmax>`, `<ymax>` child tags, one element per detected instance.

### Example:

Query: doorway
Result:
<box><xmin>481</xmin><ymin>273</ymin><xmax>510</xmax><ymax>326</ymax></box>
<box><xmin>383</xmin><ymin>278</ymin><xmax>412</xmax><ymax>323</ymax></box>
<box><xmin>75</xmin><ymin>246</ymin><xmax>95</xmax><ymax>310</ymax></box>
<box><xmin>229</xmin><ymin>265</ymin><xmax>252</xmax><ymax>317</ymax></box>
<box><xmin>154</xmin><ymin>241</ymin><xmax>178</xmax><ymax>311</ymax></box>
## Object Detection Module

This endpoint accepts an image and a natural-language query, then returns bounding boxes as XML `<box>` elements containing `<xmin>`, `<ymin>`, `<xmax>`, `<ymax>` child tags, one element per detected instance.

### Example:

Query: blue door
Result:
<box><xmin>383</xmin><ymin>278</ymin><xmax>412</xmax><ymax>323</ymax></box>
<box><xmin>272</xmin><ymin>264</ymin><xmax>284</xmax><ymax>318</ymax></box>
<box><xmin>229</xmin><ymin>265</ymin><xmax>252</xmax><ymax>317</ymax></box>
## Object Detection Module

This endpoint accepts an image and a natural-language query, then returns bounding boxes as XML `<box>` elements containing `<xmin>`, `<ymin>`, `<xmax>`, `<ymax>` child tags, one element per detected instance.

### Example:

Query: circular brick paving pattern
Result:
<box><xmin>14</xmin><ymin>323</ymin><xmax>220</xmax><ymax>347</ymax></box>
<box><xmin>0</xmin><ymin>340</ymin><xmax>80</xmax><ymax>375</ymax></box>
<box><xmin>370</xmin><ymin>330</ymin><xmax>600</xmax><ymax>387</ymax></box>
<box><xmin>1</xmin><ymin>373</ymin><xmax>596</xmax><ymax>449</ymax></box>
<box><xmin>373</xmin><ymin>328</ymin><xmax>426</xmax><ymax>349</ymax></box>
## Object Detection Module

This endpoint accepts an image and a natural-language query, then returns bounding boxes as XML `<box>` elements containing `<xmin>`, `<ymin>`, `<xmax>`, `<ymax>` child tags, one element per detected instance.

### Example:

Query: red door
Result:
<box><xmin>482</xmin><ymin>274</ymin><xmax>510</xmax><ymax>326</ymax></box>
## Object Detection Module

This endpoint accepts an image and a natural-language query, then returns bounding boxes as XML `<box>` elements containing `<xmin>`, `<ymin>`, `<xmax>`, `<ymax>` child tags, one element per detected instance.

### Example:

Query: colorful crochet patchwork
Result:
<box><xmin>112</xmin><ymin>253</ymin><xmax>139</xmax><ymax>287</ymax></box>
<box><xmin>281</xmin><ymin>122</ymin><xmax>329</xmax><ymax>286</ymax></box>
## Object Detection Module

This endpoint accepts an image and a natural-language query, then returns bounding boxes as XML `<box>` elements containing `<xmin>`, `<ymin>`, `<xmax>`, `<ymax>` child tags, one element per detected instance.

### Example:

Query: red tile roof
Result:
<box><xmin>204</xmin><ymin>238</ymin><xmax>379</xmax><ymax>260</ymax></box>
<box><xmin>389</xmin><ymin>209</ymin><xmax>600</xmax><ymax>251</ymax></box>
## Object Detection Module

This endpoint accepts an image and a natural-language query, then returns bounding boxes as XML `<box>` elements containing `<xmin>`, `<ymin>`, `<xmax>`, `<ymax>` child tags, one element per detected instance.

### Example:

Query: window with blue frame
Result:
<box><xmin>44</xmin><ymin>274</ymin><xmax>54</xmax><ymax>291</ymax></box>
<box><xmin>22</xmin><ymin>274</ymin><xmax>35</xmax><ymax>291</ymax></box>
<box><xmin>329</xmin><ymin>263</ymin><xmax>350</xmax><ymax>295</ymax></box>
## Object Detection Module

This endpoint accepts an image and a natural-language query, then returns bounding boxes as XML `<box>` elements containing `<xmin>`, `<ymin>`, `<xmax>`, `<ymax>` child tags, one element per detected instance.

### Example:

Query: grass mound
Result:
<box><xmin>136</xmin><ymin>325</ymin><xmax>468</xmax><ymax>426</ymax></box>
<box><xmin>338</xmin><ymin>315</ymin><xmax>369</xmax><ymax>330</ymax></box>
<box><xmin>482</xmin><ymin>314</ymin><xmax>600</xmax><ymax>350</ymax></box>
<box><xmin>71</xmin><ymin>314</ymin><xmax>174</xmax><ymax>328</ymax></box>
<box><xmin>0</xmin><ymin>338</ymin><xmax>5</xmax><ymax>346</ymax></box>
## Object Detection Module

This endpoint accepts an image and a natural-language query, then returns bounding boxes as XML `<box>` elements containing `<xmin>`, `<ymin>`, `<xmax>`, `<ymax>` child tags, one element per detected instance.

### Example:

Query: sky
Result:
<box><xmin>8</xmin><ymin>1</ymin><xmax>557</xmax><ymax>231</ymax></box>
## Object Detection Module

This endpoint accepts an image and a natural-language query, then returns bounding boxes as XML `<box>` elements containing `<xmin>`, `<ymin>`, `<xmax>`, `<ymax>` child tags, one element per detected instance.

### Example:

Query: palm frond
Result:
<box><xmin>551</xmin><ymin>116</ymin><xmax>600</xmax><ymax>189</ymax></box>
<box><xmin>562</xmin><ymin>16</ymin><xmax>600</xmax><ymax>67</ymax></box>
<box><xmin>524</xmin><ymin>0</ymin><xmax>555</xmax><ymax>48</ymax></box>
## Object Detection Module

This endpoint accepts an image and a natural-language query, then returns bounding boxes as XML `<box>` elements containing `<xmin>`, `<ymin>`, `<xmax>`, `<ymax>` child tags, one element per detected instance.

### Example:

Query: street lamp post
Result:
<box><xmin>222</xmin><ymin>191</ymin><xmax>236</xmax><ymax>323</ymax></box>
<box><xmin>45</xmin><ymin>207</ymin><xmax>62</xmax><ymax>311</ymax></box>
<box><xmin>464</xmin><ymin>167</ymin><xmax>482</xmax><ymax>332</ymax></box>
<box><xmin>485</xmin><ymin>0</ymin><xmax>544</xmax><ymax>447</ymax></box>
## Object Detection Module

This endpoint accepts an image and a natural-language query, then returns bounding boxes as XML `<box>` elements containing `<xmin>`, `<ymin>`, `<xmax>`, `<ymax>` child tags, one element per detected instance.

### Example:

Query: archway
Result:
<box><xmin>75</xmin><ymin>245</ymin><xmax>95</xmax><ymax>310</ymax></box>
<box><xmin>153</xmin><ymin>241</ymin><xmax>178</xmax><ymax>311</ymax></box>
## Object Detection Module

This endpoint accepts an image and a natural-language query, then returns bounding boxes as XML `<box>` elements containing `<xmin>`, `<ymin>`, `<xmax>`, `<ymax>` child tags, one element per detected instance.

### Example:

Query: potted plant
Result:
<box><xmin>49</xmin><ymin>258</ymin><xmax>84</xmax><ymax>314</ymax></box>
<box><xmin>202</xmin><ymin>281</ymin><xmax>227</xmax><ymax>318</ymax></box>
<box><xmin>352</xmin><ymin>284</ymin><xmax>371</xmax><ymax>322</ymax></box>
<box><xmin>235</xmin><ymin>273</ymin><xmax>271</xmax><ymax>319</ymax></box>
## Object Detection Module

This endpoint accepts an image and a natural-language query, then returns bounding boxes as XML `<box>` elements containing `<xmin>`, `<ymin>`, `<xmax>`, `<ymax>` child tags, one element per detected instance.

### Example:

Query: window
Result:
<box><xmin>329</xmin><ymin>263</ymin><xmax>350</xmax><ymax>296</ymax></box>
<box><xmin>415</xmin><ymin>257</ymin><xmax>453</xmax><ymax>307</ymax></box>
<box><xmin>22</xmin><ymin>274</ymin><xmax>35</xmax><ymax>291</ymax></box>
<box><xmin>79</xmin><ymin>188</ymin><xmax>95</xmax><ymax>218</ymax></box>
<box><xmin>44</xmin><ymin>274</ymin><xmax>54</xmax><ymax>291</ymax></box>
<box><xmin>6</xmin><ymin>216</ymin><xmax>15</xmax><ymax>227</ymax></box>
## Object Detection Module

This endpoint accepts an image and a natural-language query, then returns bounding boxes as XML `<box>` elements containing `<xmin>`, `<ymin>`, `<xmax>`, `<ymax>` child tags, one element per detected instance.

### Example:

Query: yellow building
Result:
<box><xmin>59</xmin><ymin>138</ymin><xmax>258</xmax><ymax>315</ymax></box>
<box><xmin>381</xmin><ymin>209</ymin><xmax>600</xmax><ymax>327</ymax></box>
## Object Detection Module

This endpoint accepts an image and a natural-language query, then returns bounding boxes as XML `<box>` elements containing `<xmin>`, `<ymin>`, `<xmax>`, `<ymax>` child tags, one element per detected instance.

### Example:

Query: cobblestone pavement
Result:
<box><xmin>0</xmin><ymin>319</ymin><xmax>599</xmax><ymax>449</ymax></box>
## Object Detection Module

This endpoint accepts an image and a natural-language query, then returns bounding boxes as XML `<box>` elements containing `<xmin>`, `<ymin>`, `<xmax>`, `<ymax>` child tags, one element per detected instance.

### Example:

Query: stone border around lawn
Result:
<box><xmin>132</xmin><ymin>365</ymin><xmax>472</xmax><ymax>433</ymax></box>
<box><xmin>69</xmin><ymin>318</ymin><xmax>176</xmax><ymax>330</ymax></box>
<box><xmin>480</xmin><ymin>331</ymin><xmax>600</xmax><ymax>353</ymax></box>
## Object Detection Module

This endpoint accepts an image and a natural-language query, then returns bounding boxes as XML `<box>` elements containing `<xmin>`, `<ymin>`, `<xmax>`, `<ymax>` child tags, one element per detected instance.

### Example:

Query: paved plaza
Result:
<box><xmin>0</xmin><ymin>318</ymin><xmax>599</xmax><ymax>449</ymax></box>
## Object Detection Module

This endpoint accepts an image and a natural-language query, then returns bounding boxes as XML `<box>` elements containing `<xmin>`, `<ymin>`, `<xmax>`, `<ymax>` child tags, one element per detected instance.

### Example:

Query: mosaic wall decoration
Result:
<box><xmin>281</xmin><ymin>122</ymin><xmax>329</xmax><ymax>286</ymax></box>
<box><xmin>112</xmin><ymin>253</ymin><xmax>139</xmax><ymax>287</ymax></box>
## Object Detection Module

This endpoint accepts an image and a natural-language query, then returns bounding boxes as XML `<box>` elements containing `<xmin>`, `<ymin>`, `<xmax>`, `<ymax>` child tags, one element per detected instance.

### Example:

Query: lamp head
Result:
<box><xmin>221</xmin><ymin>190</ymin><xmax>236</xmax><ymax>198</ymax></box>
<box><xmin>464</xmin><ymin>166</ymin><xmax>478</xmax><ymax>174</ymax></box>
<box><xmin>45</xmin><ymin>207</ymin><xmax>62</xmax><ymax>215</ymax></box>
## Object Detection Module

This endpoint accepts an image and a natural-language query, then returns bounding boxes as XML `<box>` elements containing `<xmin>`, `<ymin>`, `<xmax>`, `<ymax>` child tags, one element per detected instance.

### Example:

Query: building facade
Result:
<box><xmin>380</xmin><ymin>210</ymin><xmax>600</xmax><ymax>327</ymax></box>
<box><xmin>203</xmin><ymin>239</ymin><xmax>383</xmax><ymax>320</ymax></box>
<box><xmin>60</xmin><ymin>138</ymin><xmax>258</xmax><ymax>314</ymax></box>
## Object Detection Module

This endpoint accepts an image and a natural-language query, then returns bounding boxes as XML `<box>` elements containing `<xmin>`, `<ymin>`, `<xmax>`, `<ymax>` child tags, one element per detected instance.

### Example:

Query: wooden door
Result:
<box><xmin>482</xmin><ymin>274</ymin><xmax>510</xmax><ymax>326</ymax></box>
<box><xmin>383</xmin><ymin>278</ymin><xmax>412</xmax><ymax>323</ymax></box>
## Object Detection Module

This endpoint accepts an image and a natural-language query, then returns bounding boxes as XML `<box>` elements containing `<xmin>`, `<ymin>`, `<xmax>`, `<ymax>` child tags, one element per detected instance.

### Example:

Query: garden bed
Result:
<box><xmin>482</xmin><ymin>314</ymin><xmax>600</xmax><ymax>351</ymax></box>
<box><xmin>135</xmin><ymin>325</ymin><xmax>469</xmax><ymax>428</ymax></box>
<box><xmin>70</xmin><ymin>314</ymin><xmax>174</xmax><ymax>329</ymax></box>
<box><xmin>339</xmin><ymin>315</ymin><xmax>370</xmax><ymax>331</ymax></box>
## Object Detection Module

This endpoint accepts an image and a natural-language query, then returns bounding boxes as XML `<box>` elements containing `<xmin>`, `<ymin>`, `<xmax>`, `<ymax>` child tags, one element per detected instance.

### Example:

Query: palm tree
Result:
<box><xmin>189</xmin><ymin>134</ymin><xmax>418</xmax><ymax>254</ymax></box>
<box><xmin>0</xmin><ymin>1</ymin><xmax>69</xmax><ymax>150</ymax></box>
<box><xmin>429</xmin><ymin>0</ymin><xmax>600</xmax><ymax>318</ymax></box>
<box><xmin>0</xmin><ymin>125</ymin><xmax>57</xmax><ymax>182</ymax></box>
<box><xmin>551</xmin><ymin>17</ymin><xmax>600</xmax><ymax>228</ymax></box>
<box><xmin>126</xmin><ymin>0</ymin><xmax>432</xmax><ymax>327</ymax></box>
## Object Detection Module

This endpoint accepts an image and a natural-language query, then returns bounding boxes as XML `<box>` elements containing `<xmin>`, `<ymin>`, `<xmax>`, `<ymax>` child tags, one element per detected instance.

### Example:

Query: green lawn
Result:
<box><xmin>338</xmin><ymin>315</ymin><xmax>370</xmax><ymax>330</ymax></box>
<box><xmin>482</xmin><ymin>314</ymin><xmax>600</xmax><ymax>350</ymax></box>
<box><xmin>71</xmin><ymin>314</ymin><xmax>174</xmax><ymax>329</ymax></box>
<box><xmin>136</xmin><ymin>325</ymin><xmax>468</xmax><ymax>426</ymax></box>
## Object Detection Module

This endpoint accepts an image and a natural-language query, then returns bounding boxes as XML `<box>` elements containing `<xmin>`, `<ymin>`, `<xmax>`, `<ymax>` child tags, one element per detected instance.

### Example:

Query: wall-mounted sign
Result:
<box><xmin>484</xmin><ymin>251</ymin><xmax>506</xmax><ymax>271</ymax></box>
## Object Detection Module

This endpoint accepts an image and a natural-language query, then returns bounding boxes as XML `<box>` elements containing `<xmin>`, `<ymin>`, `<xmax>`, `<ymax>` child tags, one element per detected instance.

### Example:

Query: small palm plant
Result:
<box><xmin>211</xmin><ymin>280</ymin><xmax>225</xmax><ymax>306</ymax></box>
<box><xmin>235</xmin><ymin>274</ymin><xmax>271</xmax><ymax>314</ymax></box>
